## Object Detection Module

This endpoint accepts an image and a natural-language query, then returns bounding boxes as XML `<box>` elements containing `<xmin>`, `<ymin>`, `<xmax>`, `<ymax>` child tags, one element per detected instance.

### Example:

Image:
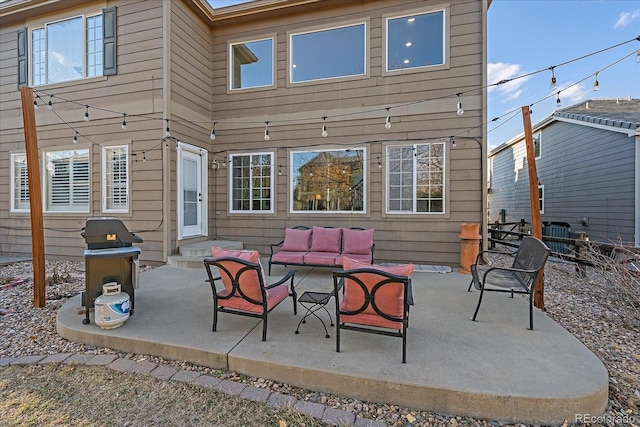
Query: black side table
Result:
<box><xmin>295</xmin><ymin>291</ymin><xmax>334</xmax><ymax>338</ymax></box>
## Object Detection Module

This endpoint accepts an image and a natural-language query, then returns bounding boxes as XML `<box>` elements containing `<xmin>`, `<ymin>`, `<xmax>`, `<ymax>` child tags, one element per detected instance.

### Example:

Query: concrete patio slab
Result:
<box><xmin>56</xmin><ymin>260</ymin><xmax>608</xmax><ymax>424</ymax></box>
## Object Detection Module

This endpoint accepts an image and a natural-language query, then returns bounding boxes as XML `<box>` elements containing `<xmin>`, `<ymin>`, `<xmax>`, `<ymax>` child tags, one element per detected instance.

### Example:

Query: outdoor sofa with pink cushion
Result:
<box><xmin>268</xmin><ymin>226</ymin><xmax>375</xmax><ymax>275</ymax></box>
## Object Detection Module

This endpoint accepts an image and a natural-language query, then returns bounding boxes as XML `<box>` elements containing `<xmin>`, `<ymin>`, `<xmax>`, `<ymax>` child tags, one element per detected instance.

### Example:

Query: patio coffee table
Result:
<box><xmin>295</xmin><ymin>291</ymin><xmax>334</xmax><ymax>338</ymax></box>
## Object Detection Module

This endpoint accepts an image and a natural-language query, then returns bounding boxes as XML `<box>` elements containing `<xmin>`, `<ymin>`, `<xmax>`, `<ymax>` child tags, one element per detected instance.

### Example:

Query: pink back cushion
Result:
<box><xmin>341</xmin><ymin>257</ymin><xmax>413</xmax><ymax>317</ymax></box>
<box><xmin>310</xmin><ymin>226</ymin><xmax>342</xmax><ymax>253</ymax></box>
<box><xmin>341</xmin><ymin>228</ymin><xmax>374</xmax><ymax>255</ymax></box>
<box><xmin>281</xmin><ymin>228</ymin><xmax>312</xmax><ymax>252</ymax></box>
<box><xmin>212</xmin><ymin>247</ymin><xmax>264</xmax><ymax>301</ymax></box>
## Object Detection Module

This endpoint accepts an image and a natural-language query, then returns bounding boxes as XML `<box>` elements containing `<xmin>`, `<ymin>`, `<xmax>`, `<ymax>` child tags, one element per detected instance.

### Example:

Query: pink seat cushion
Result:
<box><xmin>272</xmin><ymin>251</ymin><xmax>306</xmax><ymax>264</ymax></box>
<box><xmin>217</xmin><ymin>283</ymin><xmax>289</xmax><ymax>313</ymax></box>
<box><xmin>281</xmin><ymin>228</ymin><xmax>312</xmax><ymax>252</ymax></box>
<box><xmin>340</xmin><ymin>257</ymin><xmax>414</xmax><ymax>320</ymax></box>
<box><xmin>310</xmin><ymin>226</ymin><xmax>342</xmax><ymax>253</ymax></box>
<box><xmin>341</xmin><ymin>228</ymin><xmax>374</xmax><ymax>255</ymax></box>
<box><xmin>336</xmin><ymin>253</ymin><xmax>371</xmax><ymax>265</ymax></box>
<box><xmin>212</xmin><ymin>247</ymin><xmax>264</xmax><ymax>302</ymax></box>
<box><xmin>303</xmin><ymin>251</ymin><xmax>339</xmax><ymax>265</ymax></box>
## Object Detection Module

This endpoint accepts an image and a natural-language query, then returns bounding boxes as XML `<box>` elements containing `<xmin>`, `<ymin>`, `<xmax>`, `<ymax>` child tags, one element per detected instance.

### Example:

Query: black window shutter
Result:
<box><xmin>102</xmin><ymin>7</ymin><xmax>117</xmax><ymax>76</ymax></box>
<box><xmin>17</xmin><ymin>28</ymin><xmax>28</xmax><ymax>88</ymax></box>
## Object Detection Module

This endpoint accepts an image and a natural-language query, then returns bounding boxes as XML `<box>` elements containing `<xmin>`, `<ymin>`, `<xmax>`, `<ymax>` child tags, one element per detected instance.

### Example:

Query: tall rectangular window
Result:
<box><xmin>31</xmin><ymin>14</ymin><xmax>103</xmax><ymax>85</ymax></box>
<box><xmin>386</xmin><ymin>9</ymin><xmax>445</xmax><ymax>72</ymax></box>
<box><xmin>290</xmin><ymin>148</ymin><xmax>366</xmax><ymax>213</ymax></box>
<box><xmin>290</xmin><ymin>23</ymin><xmax>366</xmax><ymax>83</ymax></box>
<box><xmin>387</xmin><ymin>143</ymin><xmax>445</xmax><ymax>213</ymax></box>
<box><xmin>538</xmin><ymin>184</ymin><xmax>545</xmax><ymax>214</ymax></box>
<box><xmin>230</xmin><ymin>37</ymin><xmax>274</xmax><ymax>90</ymax></box>
<box><xmin>44</xmin><ymin>149</ymin><xmax>89</xmax><ymax>212</ymax></box>
<box><xmin>102</xmin><ymin>145</ymin><xmax>129</xmax><ymax>213</ymax></box>
<box><xmin>10</xmin><ymin>154</ymin><xmax>30</xmax><ymax>212</ymax></box>
<box><xmin>533</xmin><ymin>132</ymin><xmax>542</xmax><ymax>158</ymax></box>
<box><xmin>230</xmin><ymin>152</ymin><xmax>273</xmax><ymax>213</ymax></box>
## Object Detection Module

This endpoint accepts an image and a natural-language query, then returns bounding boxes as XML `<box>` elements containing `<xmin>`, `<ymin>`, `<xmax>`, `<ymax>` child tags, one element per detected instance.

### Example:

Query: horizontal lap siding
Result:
<box><xmin>0</xmin><ymin>0</ymin><xmax>166</xmax><ymax>263</ymax></box>
<box><xmin>207</xmin><ymin>0</ymin><xmax>485</xmax><ymax>265</ymax></box>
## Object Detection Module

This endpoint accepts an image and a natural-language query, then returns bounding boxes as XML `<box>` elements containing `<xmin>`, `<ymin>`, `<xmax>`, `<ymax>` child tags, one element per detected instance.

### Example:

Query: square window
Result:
<box><xmin>290</xmin><ymin>23</ymin><xmax>366</xmax><ymax>83</ymax></box>
<box><xmin>229</xmin><ymin>152</ymin><xmax>274</xmax><ymax>213</ymax></box>
<box><xmin>386</xmin><ymin>9</ymin><xmax>445</xmax><ymax>72</ymax></box>
<box><xmin>290</xmin><ymin>148</ymin><xmax>366</xmax><ymax>213</ymax></box>
<box><xmin>44</xmin><ymin>149</ymin><xmax>89</xmax><ymax>212</ymax></box>
<box><xmin>230</xmin><ymin>38</ymin><xmax>274</xmax><ymax>89</ymax></box>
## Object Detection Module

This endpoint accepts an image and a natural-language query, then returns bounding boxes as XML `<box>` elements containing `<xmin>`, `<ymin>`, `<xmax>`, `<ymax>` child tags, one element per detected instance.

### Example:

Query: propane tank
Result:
<box><xmin>94</xmin><ymin>282</ymin><xmax>130</xmax><ymax>329</ymax></box>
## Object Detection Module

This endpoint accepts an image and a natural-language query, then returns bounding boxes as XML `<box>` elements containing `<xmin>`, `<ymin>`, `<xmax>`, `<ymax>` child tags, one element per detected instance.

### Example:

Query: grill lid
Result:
<box><xmin>82</xmin><ymin>217</ymin><xmax>143</xmax><ymax>249</ymax></box>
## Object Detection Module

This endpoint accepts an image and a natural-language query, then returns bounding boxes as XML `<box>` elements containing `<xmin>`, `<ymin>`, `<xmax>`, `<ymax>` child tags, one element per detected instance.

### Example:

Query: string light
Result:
<box><xmin>593</xmin><ymin>72</ymin><xmax>599</xmax><ymax>91</ymax></box>
<box><xmin>556</xmin><ymin>92</ymin><xmax>562</xmax><ymax>108</ymax></box>
<box><xmin>450</xmin><ymin>136</ymin><xmax>456</xmax><ymax>148</ymax></box>
<box><xmin>33</xmin><ymin>98</ymin><xmax>38</xmax><ymax>110</ymax></box>
<box><xmin>222</xmin><ymin>157</ymin><xmax>226</xmax><ymax>167</ymax></box>
<box><xmin>456</xmin><ymin>93</ymin><xmax>464</xmax><ymax>116</ymax></box>
<box><xmin>165</xmin><ymin>119</ymin><xmax>171</xmax><ymax>137</ymax></box>
<box><xmin>47</xmin><ymin>95</ymin><xmax>53</xmax><ymax>110</ymax></box>
<box><xmin>321</xmin><ymin>116</ymin><xmax>328</xmax><ymax>137</ymax></box>
<box><xmin>142</xmin><ymin>151</ymin><xmax>147</xmax><ymax>162</ymax></box>
<box><xmin>377</xmin><ymin>157</ymin><xmax>382</xmax><ymax>168</ymax></box>
<box><xmin>210</xmin><ymin>122</ymin><xmax>216</xmax><ymax>140</ymax></box>
<box><xmin>121</xmin><ymin>113</ymin><xmax>127</xmax><ymax>130</ymax></box>
<box><xmin>84</xmin><ymin>106</ymin><xmax>89</xmax><ymax>121</ymax></box>
<box><xmin>385</xmin><ymin>107</ymin><xmax>392</xmax><ymax>129</ymax></box>
<box><xmin>278</xmin><ymin>165</ymin><xmax>282</xmax><ymax>175</ymax></box>
<box><xmin>72</xmin><ymin>131</ymin><xmax>78</xmax><ymax>144</ymax></box>
<box><xmin>549</xmin><ymin>66</ymin><xmax>557</xmax><ymax>90</ymax></box>
<box><xmin>636</xmin><ymin>49</ymin><xmax>640</xmax><ymax>63</ymax></box>
<box><xmin>264</xmin><ymin>121</ymin><xmax>270</xmax><ymax>141</ymax></box>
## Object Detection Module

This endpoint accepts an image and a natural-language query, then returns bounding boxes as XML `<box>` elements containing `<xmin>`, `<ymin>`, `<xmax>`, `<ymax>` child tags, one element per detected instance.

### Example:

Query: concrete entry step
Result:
<box><xmin>168</xmin><ymin>240</ymin><xmax>243</xmax><ymax>268</ymax></box>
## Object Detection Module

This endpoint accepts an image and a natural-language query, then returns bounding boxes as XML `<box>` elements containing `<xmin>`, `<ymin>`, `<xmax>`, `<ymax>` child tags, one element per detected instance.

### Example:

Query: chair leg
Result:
<box><xmin>471</xmin><ymin>288</ymin><xmax>485</xmax><ymax>321</ymax></box>
<box><xmin>262</xmin><ymin>314</ymin><xmax>268</xmax><ymax>341</ymax></box>
<box><xmin>212</xmin><ymin>305</ymin><xmax>218</xmax><ymax>332</ymax></box>
<box><xmin>528</xmin><ymin>295</ymin><xmax>534</xmax><ymax>330</ymax></box>
<box><xmin>402</xmin><ymin>326</ymin><xmax>407</xmax><ymax>364</ymax></box>
<box><xmin>335</xmin><ymin>319</ymin><xmax>341</xmax><ymax>353</ymax></box>
<box><xmin>467</xmin><ymin>279</ymin><xmax>473</xmax><ymax>292</ymax></box>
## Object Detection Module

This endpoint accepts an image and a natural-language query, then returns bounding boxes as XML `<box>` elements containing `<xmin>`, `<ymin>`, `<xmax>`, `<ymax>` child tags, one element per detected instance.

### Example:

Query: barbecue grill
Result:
<box><xmin>81</xmin><ymin>217</ymin><xmax>142</xmax><ymax>325</ymax></box>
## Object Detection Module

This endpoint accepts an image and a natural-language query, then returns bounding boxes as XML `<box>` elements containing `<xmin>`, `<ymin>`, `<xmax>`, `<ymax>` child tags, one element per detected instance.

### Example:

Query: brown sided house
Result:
<box><xmin>0</xmin><ymin>0</ymin><xmax>489</xmax><ymax>267</ymax></box>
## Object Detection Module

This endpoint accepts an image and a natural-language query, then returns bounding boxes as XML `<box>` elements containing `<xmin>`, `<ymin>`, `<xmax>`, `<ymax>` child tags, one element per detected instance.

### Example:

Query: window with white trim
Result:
<box><xmin>290</xmin><ymin>23</ymin><xmax>366</xmax><ymax>83</ymax></box>
<box><xmin>387</xmin><ymin>143</ymin><xmax>445</xmax><ymax>213</ymax></box>
<box><xmin>533</xmin><ymin>132</ymin><xmax>541</xmax><ymax>159</ymax></box>
<box><xmin>10</xmin><ymin>153</ymin><xmax>30</xmax><ymax>212</ymax></box>
<box><xmin>386</xmin><ymin>9</ymin><xmax>445</xmax><ymax>72</ymax></box>
<box><xmin>44</xmin><ymin>149</ymin><xmax>89</xmax><ymax>212</ymax></box>
<box><xmin>102</xmin><ymin>145</ymin><xmax>129</xmax><ymax>213</ymax></box>
<box><xmin>290</xmin><ymin>148</ymin><xmax>366</xmax><ymax>213</ymax></box>
<box><xmin>230</xmin><ymin>152</ymin><xmax>274</xmax><ymax>213</ymax></box>
<box><xmin>31</xmin><ymin>13</ymin><xmax>102</xmax><ymax>86</ymax></box>
<box><xmin>230</xmin><ymin>37</ymin><xmax>274</xmax><ymax>90</ymax></box>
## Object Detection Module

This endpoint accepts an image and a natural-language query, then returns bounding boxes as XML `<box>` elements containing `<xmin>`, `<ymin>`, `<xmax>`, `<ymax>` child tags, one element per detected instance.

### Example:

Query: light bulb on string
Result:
<box><xmin>142</xmin><ymin>152</ymin><xmax>147</xmax><ymax>162</ymax></box>
<box><xmin>456</xmin><ymin>93</ymin><xmax>464</xmax><ymax>115</ymax></box>
<box><xmin>556</xmin><ymin>92</ymin><xmax>562</xmax><ymax>108</ymax></box>
<box><xmin>278</xmin><ymin>165</ymin><xmax>282</xmax><ymax>176</ymax></box>
<box><xmin>385</xmin><ymin>107</ymin><xmax>392</xmax><ymax>129</ymax></box>
<box><xmin>72</xmin><ymin>131</ymin><xmax>78</xmax><ymax>144</ymax></box>
<box><xmin>264</xmin><ymin>121</ymin><xmax>270</xmax><ymax>141</ymax></box>
<box><xmin>222</xmin><ymin>157</ymin><xmax>226</xmax><ymax>167</ymax></box>
<box><xmin>593</xmin><ymin>72</ymin><xmax>599</xmax><ymax>91</ymax></box>
<box><xmin>377</xmin><ymin>157</ymin><xmax>382</xmax><ymax>168</ymax></box>
<box><xmin>165</xmin><ymin>119</ymin><xmax>171</xmax><ymax>137</ymax></box>
<box><xmin>121</xmin><ymin>113</ymin><xmax>127</xmax><ymax>130</ymax></box>
<box><xmin>210</xmin><ymin>122</ymin><xmax>216</xmax><ymax>140</ymax></box>
<box><xmin>33</xmin><ymin>98</ymin><xmax>38</xmax><ymax>110</ymax></box>
<box><xmin>636</xmin><ymin>49</ymin><xmax>640</xmax><ymax>63</ymax></box>
<box><xmin>84</xmin><ymin>106</ymin><xmax>89</xmax><ymax>121</ymax></box>
<box><xmin>321</xmin><ymin>116</ymin><xmax>328</xmax><ymax>137</ymax></box>
<box><xmin>450</xmin><ymin>136</ymin><xmax>456</xmax><ymax>148</ymax></box>
<box><xmin>549</xmin><ymin>66</ymin><xmax>557</xmax><ymax>90</ymax></box>
<box><xmin>47</xmin><ymin>96</ymin><xmax>53</xmax><ymax>110</ymax></box>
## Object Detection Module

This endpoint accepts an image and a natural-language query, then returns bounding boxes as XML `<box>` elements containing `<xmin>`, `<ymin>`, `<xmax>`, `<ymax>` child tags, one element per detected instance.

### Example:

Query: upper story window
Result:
<box><xmin>386</xmin><ymin>143</ymin><xmax>445</xmax><ymax>214</ymax></box>
<box><xmin>44</xmin><ymin>149</ymin><xmax>89</xmax><ymax>213</ymax></box>
<box><xmin>290</xmin><ymin>148</ymin><xmax>366</xmax><ymax>213</ymax></box>
<box><xmin>102</xmin><ymin>145</ymin><xmax>129</xmax><ymax>213</ymax></box>
<box><xmin>10</xmin><ymin>153</ymin><xmax>30</xmax><ymax>212</ymax></box>
<box><xmin>31</xmin><ymin>14</ymin><xmax>102</xmax><ymax>85</ymax></box>
<box><xmin>18</xmin><ymin>7</ymin><xmax>117</xmax><ymax>88</ymax></box>
<box><xmin>386</xmin><ymin>9</ymin><xmax>445</xmax><ymax>72</ymax></box>
<box><xmin>230</xmin><ymin>37</ymin><xmax>274</xmax><ymax>90</ymax></box>
<box><xmin>290</xmin><ymin>22</ymin><xmax>366</xmax><ymax>83</ymax></box>
<box><xmin>229</xmin><ymin>152</ymin><xmax>274</xmax><ymax>213</ymax></box>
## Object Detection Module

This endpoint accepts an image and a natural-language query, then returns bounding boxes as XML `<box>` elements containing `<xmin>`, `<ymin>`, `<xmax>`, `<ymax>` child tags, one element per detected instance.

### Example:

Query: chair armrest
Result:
<box><xmin>265</xmin><ymin>269</ymin><xmax>296</xmax><ymax>289</ymax></box>
<box><xmin>268</xmin><ymin>240</ymin><xmax>284</xmax><ymax>256</ymax></box>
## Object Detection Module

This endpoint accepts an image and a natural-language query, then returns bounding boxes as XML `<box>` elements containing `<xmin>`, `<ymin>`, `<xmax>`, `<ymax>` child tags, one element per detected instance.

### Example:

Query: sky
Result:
<box><xmin>208</xmin><ymin>0</ymin><xmax>640</xmax><ymax>150</ymax></box>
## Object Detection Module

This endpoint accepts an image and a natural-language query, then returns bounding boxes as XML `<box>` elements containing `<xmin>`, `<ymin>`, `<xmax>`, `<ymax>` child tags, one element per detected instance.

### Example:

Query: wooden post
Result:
<box><xmin>20</xmin><ymin>87</ymin><xmax>46</xmax><ymax>308</ymax></box>
<box><xmin>521</xmin><ymin>105</ymin><xmax>544</xmax><ymax>310</ymax></box>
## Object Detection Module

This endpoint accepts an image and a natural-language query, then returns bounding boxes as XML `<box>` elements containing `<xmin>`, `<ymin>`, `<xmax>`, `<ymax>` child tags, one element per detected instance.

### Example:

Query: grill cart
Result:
<box><xmin>81</xmin><ymin>217</ymin><xmax>142</xmax><ymax>325</ymax></box>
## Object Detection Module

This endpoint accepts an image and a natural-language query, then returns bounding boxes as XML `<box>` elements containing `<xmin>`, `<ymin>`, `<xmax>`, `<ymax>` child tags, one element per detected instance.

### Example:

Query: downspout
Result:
<box><xmin>480</xmin><ymin>0</ymin><xmax>489</xmax><ymax>252</ymax></box>
<box><xmin>162</xmin><ymin>1</ymin><xmax>172</xmax><ymax>262</ymax></box>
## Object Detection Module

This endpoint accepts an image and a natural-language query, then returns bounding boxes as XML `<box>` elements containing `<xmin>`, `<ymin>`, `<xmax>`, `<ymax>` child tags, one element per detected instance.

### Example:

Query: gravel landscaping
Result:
<box><xmin>0</xmin><ymin>255</ymin><xmax>638</xmax><ymax>426</ymax></box>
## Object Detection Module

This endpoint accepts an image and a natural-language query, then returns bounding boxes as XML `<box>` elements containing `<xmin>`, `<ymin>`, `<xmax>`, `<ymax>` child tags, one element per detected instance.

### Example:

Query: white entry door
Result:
<box><xmin>178</xmin><ymin>142</ymin><xmax>208</xmax><ymax>239</ymax></box>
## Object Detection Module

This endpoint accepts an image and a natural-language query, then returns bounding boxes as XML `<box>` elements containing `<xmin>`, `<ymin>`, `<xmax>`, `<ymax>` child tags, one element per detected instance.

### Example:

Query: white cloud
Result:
<box><xmin>554</xmin><ymin>82</ymin><xmax>589</xmax><ymax>107</ymax></box>
<box><xmin>487</xmin><ymin>62</ymin><xmax>531</xmax><ymax>101</ymax></box>
<box><xmin>614</xmin><ymin>8</ymin><xmax>640</xmax><ymax>28</ymax></box>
